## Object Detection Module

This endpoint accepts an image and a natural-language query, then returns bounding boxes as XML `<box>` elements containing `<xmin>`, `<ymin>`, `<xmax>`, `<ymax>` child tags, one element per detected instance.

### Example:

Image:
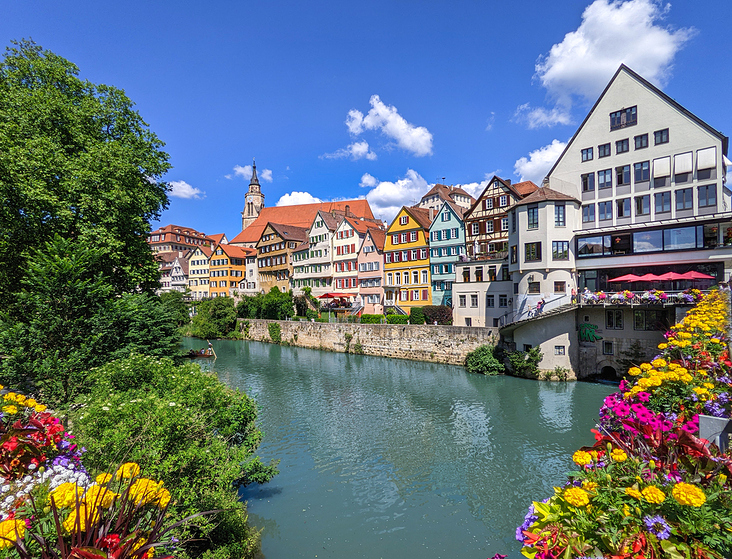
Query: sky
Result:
<box><xmin>2</xmin><ymin>0</ymin><xmax>731</xmax><ymax>236</ymax></box>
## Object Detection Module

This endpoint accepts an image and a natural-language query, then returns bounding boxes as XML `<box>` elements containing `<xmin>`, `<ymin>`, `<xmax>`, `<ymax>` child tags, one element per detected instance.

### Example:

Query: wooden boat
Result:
<box><xmin>184</xmin><ymin>348</ymin><xmax>215</xmax><ymax>359</ymax></box>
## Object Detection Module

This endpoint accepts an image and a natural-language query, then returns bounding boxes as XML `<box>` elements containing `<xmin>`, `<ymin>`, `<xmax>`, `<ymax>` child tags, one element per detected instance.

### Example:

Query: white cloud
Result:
<box><xmin>456</xmin><ymin>181</ymin><xmax>490</xmax><ymax>200</ymax></box>
<box><xmin>228</xmin><ymin>164</ymin><xmax>273</xmax><ymax>182</ymax></box>
<box><xmin>514</xmin><ymin>103</ymin><xmax>573</xmax><ymax>129</ymax></box>
<box><xmin>359</xmin><ymin>173</ymin><xmax>378</xmax><ymax>188</ymax></box>
<box><xmin>276</xmin><ymin>191</ymin><xmax>322</xmax><ymax>206</ymax></box>
<box><xmin>485</xmin><ymin>112</ymin><xmax>496</xmax><ymax>131</ymax></box>
<box><xmin>346</xmin><ymin>109</ymin><xmax>364</xmax><ymax>135</ymax></box>
<box><xmin>169</xmin><ymin>180</ymin><xmax>205</xmax><ymax>200</ymax></box>
<box><xmin>363</xmin><ymin>169</ymin><xmax>429</xmax><ymax>222</ymax></box>
<box><xmin>321</xmin><ymin>140</ymin><xmax>377</xmax><ymax>161</ymax></box>
<box><xmin>514</xmin><ymin>139</ymin><xmax>568</xmax><ymax>184</ymax></box>
<box><xmin>520</xmin><ymin>0</ymin><xmax>694</xmax><ymax>128</ymax></box>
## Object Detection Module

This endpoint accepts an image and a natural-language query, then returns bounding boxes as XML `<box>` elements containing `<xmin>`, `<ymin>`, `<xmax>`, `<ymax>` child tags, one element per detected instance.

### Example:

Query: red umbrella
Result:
<box><xmin>318</xmin><ymin>292</ymin><xmax>355</xmax><ymax>299</ymax></box>
<box><xmin>657</xmin><ymin>272</ymin><xmax>685</xmax><ymax>281</ymax></box>
<box><xmin>678</xmin><ymin>271</ymin><xmax>715</xmax><ymax>280</ymax></box>
<box><xmin>608</xmin><ymin>273</ymin><xmax>641</xmax><ymax>282</ymax></box>
<box><xmin>637</xmin><ymin>273</ymin><xmax>663</xmax><ymax>282</ymax></box>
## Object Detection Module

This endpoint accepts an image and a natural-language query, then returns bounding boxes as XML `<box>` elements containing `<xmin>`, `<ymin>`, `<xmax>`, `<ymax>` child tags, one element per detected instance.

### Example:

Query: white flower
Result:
<box><xmin>102</xmin><ymin>406</ymin><xmax>110</xmax><ymax>411</ymax></box>
<box><xmin>169</xmin><ymin>402</ymin><xmax>176</xmax><ymax>407</ymax></box>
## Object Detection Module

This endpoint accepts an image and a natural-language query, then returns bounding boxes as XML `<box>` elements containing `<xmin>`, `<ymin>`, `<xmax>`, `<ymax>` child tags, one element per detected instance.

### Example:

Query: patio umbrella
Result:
<box><xmin>608</xmin><ymin>273</ymin><xmax>642</xmax><ymax>282</ymax></box>
<box><xmin>318</xmin><ymin>292</ymin><xmax>354</xmax><ymax>298</ymax></box>
<box><xmin>657</xmin><ymin>272</ymin><xmax>685</xmax><ymax>281</ymax></box>
<box><xmin>678</xmin><ymin>271</ymin><xmax>715</xmax><ymax>280</ymax></box>
<box><xmin>636</xmin><ymin>273</ymin><xmax>663</xmax><ymax>282</ymax></box>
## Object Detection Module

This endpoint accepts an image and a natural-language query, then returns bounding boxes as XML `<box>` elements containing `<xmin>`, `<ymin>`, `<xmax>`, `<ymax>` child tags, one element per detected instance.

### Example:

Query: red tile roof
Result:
<box><xmin>405</xmin><ymin>206</ymin><xmax>433</xmax><ymax>230</ymax></box>
<box><xmin>268</xmin><ymin>223</ymin><xmax>309</xmax><ymax>242</ymax></box>
<box><xmin>230</xmin><ymin>199</ymin><xmax>374</xmax><ymax>245</ymax></box>
<box><xmin>513</xmin><ymin>186</ymin><xmax>580</xmax><ymax>207</ymax></box>
<box><xmin>511</xmin><ymin>181</ymin><xmax>540</xmax><ymax>196</ymax></box>
<box><xmin>366</xmin><ymin>228</ymin><xmax>386</xmax><ymax>251</ymax></box>
<box><xmin>221</xmin><ymin>245</ymin><xmax>256</xmax><ymax>259</ymax></box>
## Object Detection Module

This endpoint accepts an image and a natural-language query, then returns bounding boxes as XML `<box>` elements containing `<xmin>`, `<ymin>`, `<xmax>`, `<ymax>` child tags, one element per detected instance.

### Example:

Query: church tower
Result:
<box><xmin>241</xmin><ymin>159</ymin><xmax>265</xmax><ymax>231</ymax></box>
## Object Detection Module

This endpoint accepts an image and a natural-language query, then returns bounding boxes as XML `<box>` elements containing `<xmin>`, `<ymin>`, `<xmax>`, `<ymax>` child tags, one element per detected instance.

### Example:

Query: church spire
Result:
<box><xmin>250</xmin><ymin>158</ymin><xmax>260</xmax><ymax>187</ymax></box>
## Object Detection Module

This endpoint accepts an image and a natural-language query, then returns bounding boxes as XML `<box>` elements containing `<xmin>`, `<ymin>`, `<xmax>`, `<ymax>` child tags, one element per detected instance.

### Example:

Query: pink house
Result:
<box><xmin>357</xmin><ymin>228</ymin><xmax>386</xmax><ymax>315</ymax></box>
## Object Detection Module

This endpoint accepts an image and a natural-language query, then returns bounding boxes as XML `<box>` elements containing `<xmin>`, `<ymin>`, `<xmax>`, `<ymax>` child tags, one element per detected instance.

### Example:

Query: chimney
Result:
<box><xmin>345</xmin><ymin>204</ymin><xmax>351</xmax><ymax>216</ymax></box>
<box><xmin>506</xmin><ymin>179</ymin><xmax>512</xmax><ymax>185</ymax></box>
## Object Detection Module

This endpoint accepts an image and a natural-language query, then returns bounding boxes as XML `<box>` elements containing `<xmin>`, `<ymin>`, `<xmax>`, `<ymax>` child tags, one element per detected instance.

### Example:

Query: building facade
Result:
<box><xmin>188</xmin><ymin>245</ymin><xmax>212</xmax><ymax>300</ymax></box>
<box><xmin>256</xmin><ymin>223</ymin><xmax>308</xmax><ymax>293</ymax></box>
<box><xmin>241</xmin><ymin>160</ymin><xmax>265</xmax><ymax>232</ymax></box>
<box><xmin>357</xmin><ymin>228</ymin><xmax>386</xmax><ymax>315</ymax></box>
<box><xmin>208</xmin><ymin>244</ymin><xmax>249</xmax><ymax>298</ymax></box>
<box><xmin>428</xmin><ymin>200</ymin><xmax>466</xmax><ymax>307</ymax></box>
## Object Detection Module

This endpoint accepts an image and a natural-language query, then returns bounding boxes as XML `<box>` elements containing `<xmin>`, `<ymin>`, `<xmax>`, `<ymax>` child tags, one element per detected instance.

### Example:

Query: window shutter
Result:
<box><xmin>674</xmin><ymin>152</ymin><xmax>693</xmax><ymax>174</ymax></box>
<box><xmin>697</xmin><ymin>147</ymin><xmax>716</xmax><ymax>170</ymax></box>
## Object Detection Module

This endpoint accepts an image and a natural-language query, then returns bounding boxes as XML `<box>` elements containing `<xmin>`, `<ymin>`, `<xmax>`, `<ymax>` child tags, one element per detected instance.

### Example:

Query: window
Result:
<box><xmin>484</xmin><ymin>198</ymin><xmax>493</xmax><ymax>210</ymax></box>
<box><xmin>511</xmin><ymin>211</ymin><xmax>516</xmax><ymax>232</ymax></box>
<box><xmin>598</xmin><ymin>201</ymin><xmax>612</xmax><ymax>221</ymax></box>
<box><xmin>616</xmin><ymin>165</ymin><xmax>630</xmax><ymax>185</ymax></box>
<box><xmin>581</xmin><ymin>147</ymin><xmax>593</xmax><ymax>162</ymax></box>
<box><xmin>582</xmin><ymin>204</ymin><xmax>595</xmax><ymax>223</ymax></box>
<box><xmin>676</xmin><ymin>188</ymin><xmax>693</xmax><ymax>210</ymax></box>
<box><xmin>499</xmin><ymin>195</ymin><xmax>508</xmax><ymax>207</ymax></box>
<box><xmin>634</xmin><ymin>161</ymin><xmax>650</xmax><ymax>182</ymax></box>
<box><xmin>634</xmin><ymin>310</ymin><xmax>668</xmax><ymax>331</ymax></box>
<box><xmin>598</xmin><ymin>143</ymin><xmax>611</xmax><ymax>158</ymax></box>
<box><xmin>635</xmin><ymin>195</ymin><xmax>650</xmax><ymax>216</ymax></box>
<box><xmin>528</xmin><ymin>282</ymin><xmax>540</xmax><ymax>294</ymax></box>
<box><xmin>421</xmin><ymin>270</ymin><xmax>428</xmax><ymax>284</ymax></box>
<box><xmin>525</xmin><ymin>242</ymin><xmax>541</xmax><ymax>262</ymax></box>
<box><xmin>598</xmin><ymin>169</ymin><xmax>612</xmax><ymax>190</ymax></box>
<box><xmin>510</xmin><ymin>246</ymin><xmax>517</xmax><ymax>264</ymax></box>
<box><xmin>554</xmin><ymin>281</ymin><xmax>566</xmax><ymax>293</ymax></box>
<box><xmin>527</xmin><ymin>204</ymin><xmax>539</xmax><ymax>229</ymax></box>
<box><xmin>555</xmin><ymin>203</ymin><xmax>566</xmax><ymax>226</ymax></box>
<box><xmin>412</xmin><ymin>271</ymin><xmax>419</xmax><ymax>284</ymax></box>
<box><xmin>554</xmin><ymin>346</ymin><xmax>566</xmax><ymax>356</ymax></box>
<box><xmin>400</xmin><ymin>215</ymin><xmax>409</xmax><ymax>225</ymax></box>
<box><xmin>699</xmin><ymin>185</ymin><xmax>716</xmax><ymax>207</ymax></box>
<box><xmin>603</xmin><ymin>341</ymin><xmax>614</xmax><ymax>355</ymax></box>
<box><xmin>465</xmin><ymin>317</ymin><xmax>472</xmax><ymax>327</ymax></box>
<box><xmin>469</xmin><ymin>294</ymin><xmax>478</xmax><ymax>307</ymax></box>
<box><xmin>654</xmin><ymin>128</ymin><xmax>669</xmax><ymax>145</ymax></box>
<box><xmin>459</xmin><ymin>295</ymin><xmax>466</xmax><ymax>307</ymax></box>
<box><xmin>471</xmin><ymin>222</ymin><xmax>480</xmax><ymax>235</ymax></box>
<box><xmin>499</xmin><ymin>294</ymin><xmax>508</xmax><ymax>307</ymax></box>
<box><xmin>634</xmin><ymin>134</ymin><xmax>648</xmax><ymax>149</ymax></box>
<box><xmin>486</xmin><ymin>221</ymin><xmax>494</xmax><ymax>233</ymax></box>
<box><xmin>410</xmin><ymin>231</ymin><xmax>418</xmax><ymax>242</ymax></box>
<box><xmin>442</xmin><ymin>211</ymin><xmax>451</xmax><ymax>221</ymax></box>
<box><xmin>501</xmin><ymin>218</ymin><xmax>509</xmax><ymax>231</ymax></box>
<box><xmin>392</xmin><ymin>234</ymin><xmax>399</xmax><ymax>245</ymax></box>
<box><xmin>654</xmin><ymin>191</ymin><xmax>671</xmax><ymax>213</ymax></box>
<box><xmin>610</xmin><ymin>106</ymin><xmax>637</xmax><ymax>130</ymax></box>
<box><xmin>617</xmin><ymin>198</ymin><xmax>631</xmax><ymax>218</ymax></box>
<box><xmin>616</xmin><ymin>138</ymin><xmax>629</xmax><ymax>154</ymax></box>
<box><xmin>606</xmin><ymin>310</ymin><xmax>623</xmax><ymax>329</ymax></box>
<box><xmin>581</xmin><ymin>172</ymin><xmax>595</xmax><ymax>192</ymax></box>
<box><xmin>487</xmin><ymin>295</ymin><xmax>495</xmax><ymax>307</ymax></box>
<box><xmin>552</xmin><ymin>241</ymin><xmax>569</xmax><ymax>260</ymax></box>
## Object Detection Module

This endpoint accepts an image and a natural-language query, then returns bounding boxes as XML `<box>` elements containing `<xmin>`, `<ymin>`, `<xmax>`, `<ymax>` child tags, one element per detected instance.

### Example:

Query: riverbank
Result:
<box><xmin>239</xmin><ymin>318</ymin><xmax>498</xmax><ymax>365</ymax></box>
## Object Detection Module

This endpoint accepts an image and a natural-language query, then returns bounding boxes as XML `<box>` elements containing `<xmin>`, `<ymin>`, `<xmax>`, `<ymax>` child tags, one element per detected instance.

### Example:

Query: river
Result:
<box><xmin>180</xmin><ymin>338</ymin><xmax>615</xmax><ymax>559</ymax></box>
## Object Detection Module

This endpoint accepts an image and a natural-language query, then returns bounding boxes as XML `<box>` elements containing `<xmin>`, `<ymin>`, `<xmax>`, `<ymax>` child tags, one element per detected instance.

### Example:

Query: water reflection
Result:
<box><xmin>182</xmin><ymin>338</ymin><xmax>614</xmax><ymax>559</ymax></box>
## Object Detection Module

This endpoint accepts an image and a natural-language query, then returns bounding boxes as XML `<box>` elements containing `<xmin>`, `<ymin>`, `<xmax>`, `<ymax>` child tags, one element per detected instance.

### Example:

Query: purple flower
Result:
<box><xmin>516</xmin><ymin>504</ymin><xmax>538</xmax><ymax>542</ymax></box>
<box><xmin>705</xmin><ymin>401</ymin><xmax>726</xmax><ymax>418</ymax></box>
<box><xmin>631</xmin><ymin>403</ymin><xmax>648</xmax><ymax>414</ymax></box>
<box><xmin>644</xmin><ymin>515</ymin><xmax>671</xmax><ymax>540</ymax></box>
<box><xmin>636</xmin><ymin>392</ymin><xmax>650</xmax><ymax>402</ymax></box>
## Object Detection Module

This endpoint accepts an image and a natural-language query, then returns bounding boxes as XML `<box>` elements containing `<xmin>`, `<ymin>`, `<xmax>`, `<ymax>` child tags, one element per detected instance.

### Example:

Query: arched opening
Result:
<box><xmin>600</xmin><ymin>365</ymin><xmax>617</xmax><ymax>379</ymax></box>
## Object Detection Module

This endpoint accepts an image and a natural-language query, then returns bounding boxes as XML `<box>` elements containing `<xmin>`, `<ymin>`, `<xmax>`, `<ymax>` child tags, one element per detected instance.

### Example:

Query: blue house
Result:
<box><xmin>429</xmin><ymin>200</ymin><xmax>466</xmax><ymax>307</ymax></box>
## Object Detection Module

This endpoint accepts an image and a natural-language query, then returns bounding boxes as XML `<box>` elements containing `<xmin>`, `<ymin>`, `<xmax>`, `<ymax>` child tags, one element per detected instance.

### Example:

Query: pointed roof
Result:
<box><xmin>399</xmin><ymin>205</ymin><xmax>433</xmax><ymax>230</ymax></box>
<box><xmin>365</xmin><ymin>227</ymin><xmax>386</xmax><ymax>252</ymax></box>
<box><xmin>443</xmin><ymin>199</ymin><xmax>467</xmax><ymax>220</ymax></box>
<box><xmin>208</xmin><ymin>233</ymin><xmax>228</xmax><ymax>247</ymax></box>
<box><xmin>420</xmin><ymin>184</ymin><xmax>476</xmax><ymax>206</ymax></box>
<box><xmin>220</xmin><ymin>244</ymin><xmax>256</xmax><ymax>259</ymax></box>
<box><xmin>511</xmin><ymin>180</ymin><xmax>540</xmax><ymax>197</ymax></box>
<box><xmin>546</xmin><ymin>64</ymin><xmax>729</xmax><ymax>180</ymax></box>
<box><xmin>230</xmin><ymin>199</ymin><xmax>375</xmax><ymax>245</ymax></box>
<box><xmin>318</xmin><ymin>209</ymin><xmax>345</xmax><ymax>231</ymax></box>
<box><xmin>268</xmin><ymin>222</ymin><xmax>309</xmax><ymax>242</ymax></box>
<box><xmin>249</xmin><ymin>159</ymin><xmax>260</xmax><ymax>186</ymax></box>
<box><xmin>513</xmin><ymin>186</ymin><xmax>580</xmax><ymax>207</ymax></box>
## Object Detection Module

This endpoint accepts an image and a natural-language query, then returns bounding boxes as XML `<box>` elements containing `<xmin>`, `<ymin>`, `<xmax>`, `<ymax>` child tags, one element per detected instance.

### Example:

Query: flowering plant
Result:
<box><xmin>518</xmin><ymin>290</ymin><xmax>732</xmax><ymax>559</ymax></box>
<box><xmin>623</xmin><ymin>290</ymin><xmax>634</xmax><ymax>300</ymax></box>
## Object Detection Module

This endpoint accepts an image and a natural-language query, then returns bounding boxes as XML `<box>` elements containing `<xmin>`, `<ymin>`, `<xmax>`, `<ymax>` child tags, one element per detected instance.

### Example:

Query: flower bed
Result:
<box><xmin>0</xmin><ymin>388</ymin><xmax>179</xmax><ymax>557</ymax></box>
<box><xmin>517</xmin><ymin>290</ymin><xmax>732</xmax><ymax>559</ymax></box>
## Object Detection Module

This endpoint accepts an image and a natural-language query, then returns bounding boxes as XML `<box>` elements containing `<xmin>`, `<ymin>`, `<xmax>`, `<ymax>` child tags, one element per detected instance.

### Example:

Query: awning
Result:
<box><xmin>608</xmin><ymin>273</ymin><xmax>642</xmax><ymax>282</ymax></box>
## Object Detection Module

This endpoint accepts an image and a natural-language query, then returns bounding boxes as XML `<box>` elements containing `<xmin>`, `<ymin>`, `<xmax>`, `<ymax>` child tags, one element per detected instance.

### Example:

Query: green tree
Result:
<box><xmin>0</xmin><ymin>235</ymin><xmax>180</xmax><ymax>405</ymax></box>
<box><xmin>508</xmin><ymin>347</ymin><xmax>544</xmax><ymax>378</ymax></box>
<box><xmin>465</xmin><ymin>345</ymin><xmax>504</xmax><ymax>375</ymax></box>
<box><xmin>0</xmin><ymin>40</ymin><xmax>170</xmax><ymax>305</ymax></box>
<box><xmin>160</xmin><ymin>290</ymin><xmax>190</xmax><ymax>327</ymax></box>
<box><xmin>192</xmin><ymin>297</ymin><xmax>237</xmax><ymax>339</ymax></box>
<box><xmin>261</xmin><ymin>287</ymin><xmax>294</xmax><ymax>320</ymax></box>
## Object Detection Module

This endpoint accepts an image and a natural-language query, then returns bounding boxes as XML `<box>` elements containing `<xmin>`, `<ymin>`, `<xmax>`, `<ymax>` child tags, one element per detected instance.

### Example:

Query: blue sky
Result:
<box><xmin>2</xmin><ymin>0</ymin><xmax>730</xmax><ymax>236</ymax></box>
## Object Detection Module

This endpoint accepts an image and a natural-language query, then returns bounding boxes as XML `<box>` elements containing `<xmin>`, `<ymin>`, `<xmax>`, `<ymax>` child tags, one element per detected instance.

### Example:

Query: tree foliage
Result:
<box><xmin>0</xmin><ymin>40</ymin><xmax>170</xmax><ymax>305</ymax></box>
<box><xmin>423</xmin><ymin>305</ymin><xmax>452</xmax><ymax>325</ymax></box>
<box><xmin>160</xmin><ymin>290</ymin><xmax>190</xmax><ymax>327</ymax></box>
<box><xmin>236</xmin><ymin>288</ymin><xmax>294</xmax><ymax>321</ymax></box>
<box><xmin>465</xmin><ymin>345</ymin><xmax>505</xmax><ymax>375</ymax></box>
<box><xmin>192</xmin><ymin>297</ymin><xmax>237</xmax><ymax>339</ymax></box>
<box><xmin>508</xmin><ymin>347</ymin><xmax>544</xmax><ymax>378</ymax></box>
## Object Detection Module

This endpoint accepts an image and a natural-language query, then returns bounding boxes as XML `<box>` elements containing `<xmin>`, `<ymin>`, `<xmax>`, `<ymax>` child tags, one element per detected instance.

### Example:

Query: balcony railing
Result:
<box><xmin>577</xmin><ymin>289</ymin><xmax>705</xmax><ymax>307</ymax></box>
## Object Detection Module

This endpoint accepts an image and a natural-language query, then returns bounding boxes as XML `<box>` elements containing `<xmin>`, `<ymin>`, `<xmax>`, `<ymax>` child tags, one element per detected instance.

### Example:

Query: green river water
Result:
<box><xmin>181</xmin><ymin>337</ymin><xmax>615</xmax><ymax>559</ymax></box>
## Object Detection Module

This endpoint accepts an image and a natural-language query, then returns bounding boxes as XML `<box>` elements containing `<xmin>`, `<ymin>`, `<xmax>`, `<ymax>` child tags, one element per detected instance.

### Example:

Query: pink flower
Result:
<box><xmin>613</xmin><ymin>402</ymin><xmax>631</xmax><ymax>417</ymax></box>
<box><xmin>636</xmin><ymin>392</ymin><xmax>650</xmax><ymax>402</ymax></box>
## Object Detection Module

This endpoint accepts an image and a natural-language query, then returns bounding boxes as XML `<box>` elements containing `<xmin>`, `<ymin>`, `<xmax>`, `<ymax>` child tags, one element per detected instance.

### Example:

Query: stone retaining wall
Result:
<box><xmin>239</xmin><ymin>319</ymin><xmax>499</xmax><ymax>365</ymax></box>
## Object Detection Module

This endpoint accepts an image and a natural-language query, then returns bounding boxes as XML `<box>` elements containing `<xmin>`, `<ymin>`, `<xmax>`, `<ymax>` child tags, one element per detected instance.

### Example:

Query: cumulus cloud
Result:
<box><xmin>227</xmin><ymin>164</ymin><xmax>273</xmax><ymax>182</ymax></box>
<box><xmin>321</xmin><ymin>140</ymin><xmax>377</xmax><ymax>161</ymax></box>
<box><xmin>456</xmin><ymin>180</ymin><xmax>490</xmax><ymax>200</ymax></box>
<box><xmin>517</xmin><ymin>0</ymin><xmax>694</xmax><ymax>128</ymax></box>
<box><xmin>362</xmin><ymin>169</ymin><xmax>429</xmax><ymax>222</ymax></box>
<box><xmin>169</xmin><ymin>180</ymin><xmax>205</xmax><ymax>200</ymax></box>
<box><xmin>276</xmin><ymin>191</ymin><xmax>322</xmax><ymax>206</ymax></box>
<box><xmin>514</xmin><ymin>139</ymin><xmax>568</xmax><ymax>184</ymax></box>
<box><xmin>326</xmin><ymin>95</ymin><xmax>433</xmax><ymax>161</ymax></box>
<box><xmin>485</xmin><ymin>112</ymin><xmax>496</xmax><ymax>131</ymax></box>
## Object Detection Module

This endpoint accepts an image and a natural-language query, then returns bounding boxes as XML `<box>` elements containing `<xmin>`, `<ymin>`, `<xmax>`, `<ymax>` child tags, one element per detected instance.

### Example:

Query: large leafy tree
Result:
<box><xmin>0</xmin><ymin>40</ymin><xmax>170</xmax><ymax>304</ymax></box>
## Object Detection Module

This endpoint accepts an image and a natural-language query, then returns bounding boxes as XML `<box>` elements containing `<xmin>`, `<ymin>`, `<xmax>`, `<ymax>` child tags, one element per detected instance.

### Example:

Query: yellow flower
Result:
<box><xmin>2</xmin><ymin>405</ymin><xmax>18</xmax><ymax>415</ymax></box>
<box><xmin>572</xmin><ymin>450</ymin><xmax>592</xmax><ymax>466</ymax></box>
<box><xmin>610</xmin><ymin>448</ymin><xmax>627</xmax><ymax>462</ymax></box>
<box><xmin>640</xmin><ymin>363</ymin><xmax>652</xmax><ymax>371</ymax></box>
<box><xmin>128</xmin><ymin>478</ymin><xmax>166</xmax><ymax>507</ymax></box>
<box><xmin>34</xmin><ymin>404</ymin><xmax>47</xmax><ymax>413</ymax></box>
<box><xmin>0</xmin><ymin>519</ymin><xmax>26</xmax><ymax>548</ymax></box>
<box><xmin>719</xmin><ymin>474</ymin><xmax>727</xmax><ymax>485</ymax></box>
<box><xmin>116</xmin><ymin>462</ymin><xmax>141</xmax><ymax>479</ymax></box>
<box><xmin>564</xmin><ymin>487</ymin><xmax>590</xmax><ymax>507</ymax></box>
<box><xmin>641</xmin><ymin>486</ymin><xmax>666</xmax><ymax>504</ymax></box>
<box><xmin>83</xmin><ymin>485</ymin><xmax>118</xmax><ymax>508</ymax></box>
<box><xmin>24</xmin><ymin>398</ymin><xmax>37</xmax><ymax>408</ymax></box>
<box><xmin>657</xmin><ymin>343</ymin><xmax>668</xmax><ymax>350</ymax></box>
<box><xmin>62</xmin><ymin>504</ymin><xmax>98</xmax><ymax>533</ymax></box>
<box><xmin>710</xmin><ymin>338</ymin><xmax>721</xmax><ymax>344</ymax></box>
<box><xmin>95</xmin><ymin>472</ymin><xmax>113</xmax><ymax>485</ymax></box>
<box><xmin>622</xmin><ymin>504</ymin><xmax>631</xmax><ymax>517</ymax></box>
<box><xmin>50</xmin><ymin>482</ymin><xmax>81</xmax><ymax>509</ymax></box>
<box><xmin>582</xmin><ymin>481</ymin><xmax>598</xmax><ymax>492</ymax></box>
<box><xmin>651</xmin><ymin>358</ymin><xmax>667</xmax><ymax>368</ymax></box>
<box><xmin>156</xmin><ymin>487</ymin><xmax>171</xmax><ymax>508</ymax></box>
<box><xmin>628</xmin><ymin>367</ymin><xmax>642</xmax><ymax>376</ymax></box>
<box><xmin>625</xmin><ymin>487</ymin><xmax>642</xmax><ymax>499</ymax></box>
<box><xmin>672</xmin><ymin>482</ymin><xmax>706</xmax><ymax>507</ymax></box>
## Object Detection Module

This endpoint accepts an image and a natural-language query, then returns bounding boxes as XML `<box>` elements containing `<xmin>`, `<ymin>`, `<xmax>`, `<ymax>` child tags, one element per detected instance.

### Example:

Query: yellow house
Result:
<box><xmin>209</xmin><ymin>244</ymin><xmax>250</xmax><ymax>298</ymax></box>
<box><xmin>384</xmin><ymin>206</ymin><xmax>433</xmax><ymax>313</ymax></box>
<box><xmin>187</xmin><ymin>245</ymin><xmax>212</xmax><ymax>300</ymax></box>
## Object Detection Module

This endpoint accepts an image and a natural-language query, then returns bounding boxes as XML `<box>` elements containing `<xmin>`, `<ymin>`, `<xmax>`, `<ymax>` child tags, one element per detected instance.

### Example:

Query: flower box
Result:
<box><xmin>698</xmin><ymin>414</ymin><xmax>732</xmax><ymax>452</ymax></box>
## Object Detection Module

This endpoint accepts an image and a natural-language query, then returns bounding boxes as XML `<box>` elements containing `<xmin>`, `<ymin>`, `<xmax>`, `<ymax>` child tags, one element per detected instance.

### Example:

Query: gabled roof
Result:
<box><xmin>513</xmin><ymin>186</ymin><xmax>580</xmax><ymax>207</ymax></box>
<box><xmin>230</xmin><ymin>199</ymin><xmax>374</xmax><ymax>245</ymax></box>
<box><xmin>294</xmin><ymin>241</ymin><xmax>310</xmax><ymax>252</ymax></box>
<box><xmin>420</xmin><ymin>184</ymin><xmax>476</xmax><ymax>206</ymax></box>
<box><xmin>465</xmin><ymin>176</ymin><xmax>537</xmax><ymax>217</ymax></box>
<box><xmin>191</xmin><ymin>245</ymin><xmax>213</xmax><ymax>258</ymax></box>
<box><xmin>444</xmin><ymin>199</ymin><xmax>467</xmax><ymax>220</ymax></box>
<box><xmin>546</xmin><ymin>64</ymin><xmax>729</xmax><ymax>180</ymax></box>
<box><xmin>220</xmin><ymin>245</ymin><xmax>256</xmax><ymax>259</ymax></box>
<box><xmin>268</xmin><ymin>222</ymin><xmax>309</xmax><ymax>243</ymax></box>
<box><xmin>155</xmin><ymin>252</ymin><xmax>178</xmax><ymax>265</ymax></box>
<box><xmin>365</xmin><ymin>228</ymin><xmax>386</xmax><ymax>252</ymax></box>
<box><xmin>341</xmin><ymin>216</ymin><xmax>375</xmax><ymax>235</ymax></box>
<box><xmin>511</xmin><ymin>180</ymin><xmax>540</xmax><ymax>197</ymax></box>
<box><xmin>318</xmin><ymin>209</ymin><xmax>345</xmax><ymax>231</ymax></box>
<box><xmin>395</xmin><ymin>205</ymin><xmax>432</xmax><ymax>230</ymax></box>
<box><xmin>208</xmin><ymin>233</ymin><xmax>228</xmax><ymax>246</ymax></box>
<box><xmin>172</xmin><ymin>257</ymin><xmax>189</xmax><ymax>275</ymax></box>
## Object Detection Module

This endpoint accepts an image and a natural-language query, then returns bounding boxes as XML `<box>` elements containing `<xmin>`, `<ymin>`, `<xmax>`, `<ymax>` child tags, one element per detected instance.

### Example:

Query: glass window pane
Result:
<box><xmin>663</xmin><ymin>227</ymin><xmax>696</xmax><ymax>251</ymax></box>
<box><xmin>633</xmin><ymin>230</ymin><xmax>663</xmax><ymax>253</ymax></box>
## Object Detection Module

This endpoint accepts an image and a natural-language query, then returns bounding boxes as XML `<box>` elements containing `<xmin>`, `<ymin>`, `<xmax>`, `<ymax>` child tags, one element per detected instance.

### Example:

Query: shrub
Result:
<box><xmin>360</xmin><ymin>314</ymin><xmax>383</xmax><ymax>324</ymax></box>
<box><xmin>409</xmin><ymin>307</ymin><xmax>426</xmax><ymax>324</ymax></box>
<box><xmin>268</xmin><ymin>322</ymin><xmax>282</xmax><ymax>344</ymax></box>
<box><xmin>306</xmin><ymin>309</ymin><xmax>318</xmax><ymax>320</ymax></box>
<box><xmin>465</xmin><ymin>345</ymin><xmax>504</xmax><ymax>375</ymax></box>
<box><xmin>507</xmin><ymin>347</ymin><xmax>543</xmax><ymax>378</ymax></box>
<box><xmin>386</xmin><ymin>315</ymin><xmax>409</xmax><ymax>324</ymax></box>
<box><xmin>192</xmin><ymin>297</ymin><xmax>237</xmax><ymax>339</ymax></box>
<box><xmin>423</xmin><ymin>305</ymin><xmax>452</xmax><ymax>325</ymax></box>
